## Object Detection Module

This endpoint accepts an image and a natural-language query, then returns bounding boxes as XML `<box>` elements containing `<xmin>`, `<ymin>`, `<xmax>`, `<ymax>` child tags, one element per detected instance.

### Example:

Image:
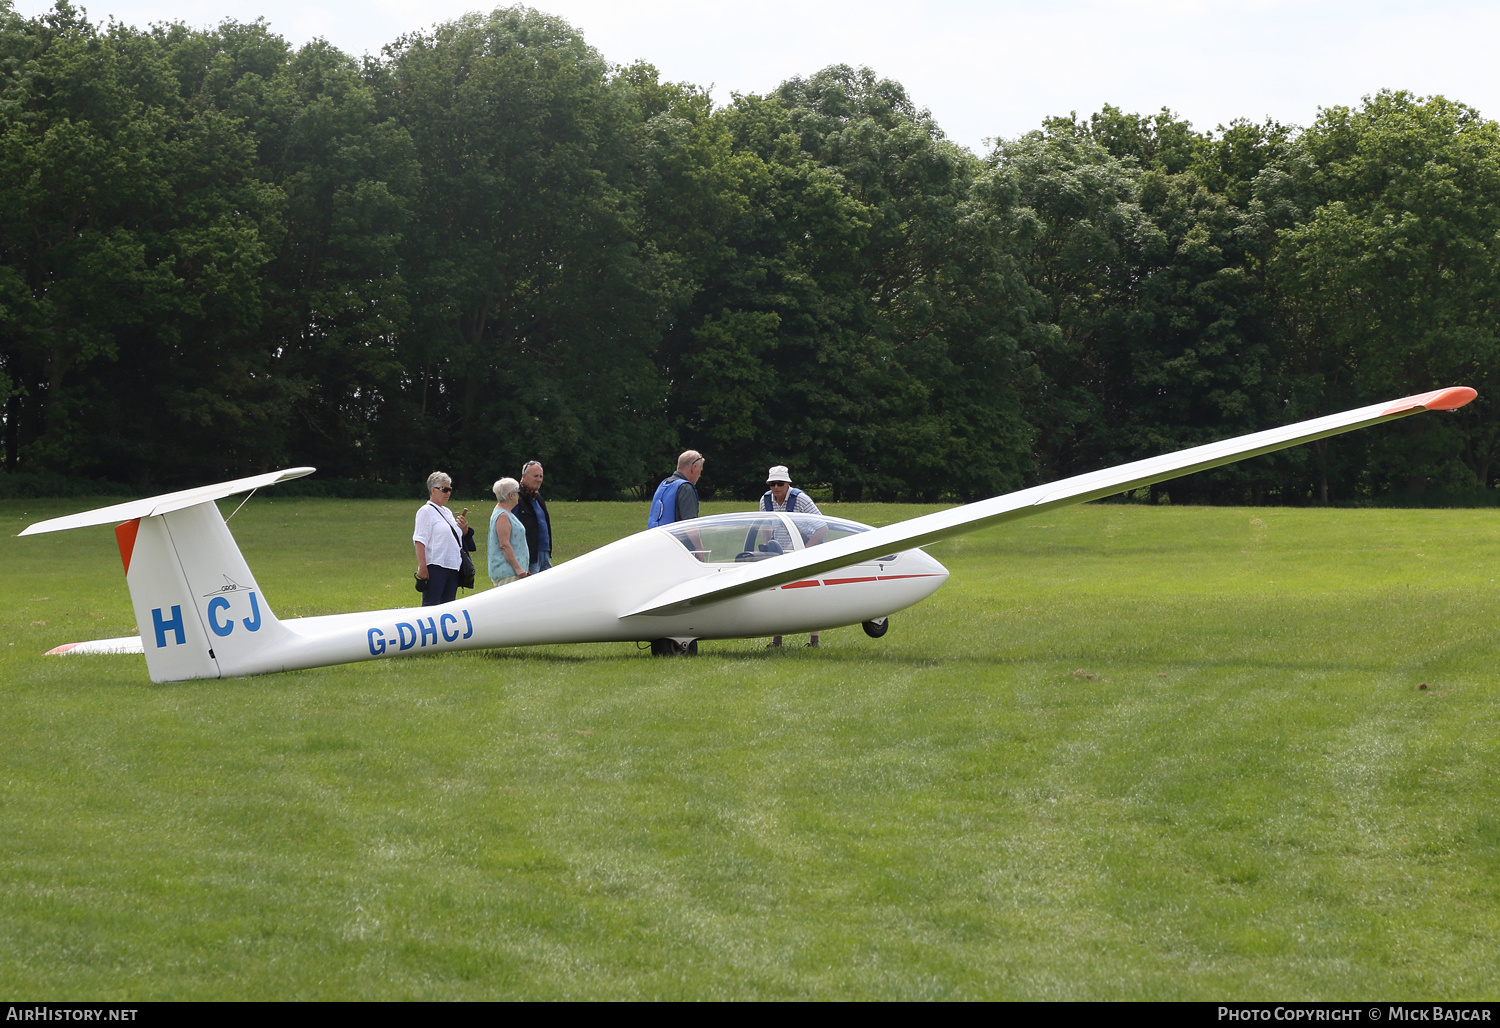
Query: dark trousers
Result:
<box><xmin>423</xmin><ymin>564</ymin><xmax>459</xmax><ymax>606</ymax></box>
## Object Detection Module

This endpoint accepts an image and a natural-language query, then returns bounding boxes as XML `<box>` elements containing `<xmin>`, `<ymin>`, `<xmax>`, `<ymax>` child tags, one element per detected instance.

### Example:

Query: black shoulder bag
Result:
<box><xmin>430</xmin><ymin>502</ymin><xmax>477</xmax><ymax>591</ymax></box>
<box><xmin>447</xmin><ymin>520</ymin><xmax>476</xmax><ymax>590</ymax></box>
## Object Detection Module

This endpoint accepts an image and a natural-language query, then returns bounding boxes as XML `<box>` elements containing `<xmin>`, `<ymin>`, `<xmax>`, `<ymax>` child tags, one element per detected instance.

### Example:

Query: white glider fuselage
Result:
<box><xmin>78</xmin><ymin>496</ymin><xmax>947</xmax><ymax>680</ymax></box>
<box><xmin>252</xmin><ymin>513</ymin><xmax>947</xmax><ymax>676</ymax></box>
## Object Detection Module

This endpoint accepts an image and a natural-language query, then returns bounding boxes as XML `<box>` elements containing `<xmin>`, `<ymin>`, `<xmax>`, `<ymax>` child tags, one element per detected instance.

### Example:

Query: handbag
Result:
<box><xmin>445</xmin><ymin>518</ymin><xmax>476</xmax><ymax>590</ymax></box>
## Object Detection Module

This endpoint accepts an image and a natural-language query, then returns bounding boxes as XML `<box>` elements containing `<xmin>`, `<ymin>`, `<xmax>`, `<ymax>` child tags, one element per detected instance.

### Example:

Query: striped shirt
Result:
<box><xmin>762</xmin><ymin>490</ymin><xmax>824</xmax><ymax>549</ymax></box>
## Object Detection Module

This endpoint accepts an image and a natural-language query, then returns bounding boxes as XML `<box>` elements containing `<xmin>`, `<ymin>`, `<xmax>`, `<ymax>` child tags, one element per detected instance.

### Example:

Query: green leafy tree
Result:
<box><xmin>1191</xmin><ymin>117</ymin><xmax>1294</xmax><ymax>206</ymax></box>
<box><xmin>989</xmin><ymin>109</ymin><xmax>1298</xmax><ymax>503</ymax></box>
<box><xmin>239</xmin><ymin>36</ymin><xmax>419</xmax><ymax>478</ymax></box>
<box><xmin>774</xmin><ymin>66</ymin><xmax>1032</xmax><ymax>501</ymax></box>
<box><xmin>0</xmin><ymin>4</ymin><xmax>282</xmax><ymax>482</ymax></box>
<box><xmin>380</xmin><ymin>6</ymin><xmax>670</xmax><ymax>497</ymax></box>
<box><xmin>985</xmin><ymin>126</ymin><xmax>1153</xmax><ymax>480</ymax></box>
<box><xmin>1044</xmin><ymin>104</ymin><xmax>1202</xmax><ymax>174</ymax></box>
<box><xmin>660</xmin><ymin>88</ymin><xmax>873</xmax><ymax>499</ymax></box>
<box><xmin>1105</xmin><ymin>168</ymin><xmax>1281</xmax><ymax>502</ymax></box>
<box><xmin>668</xmin><ymin>66</ymin><xmax>1032</xmax><ymax>502</ymax></box>
<box><xmin>1275</xmin><ymin>91</ymin><xmax>1500</xmax><ymax>496</ymax></box>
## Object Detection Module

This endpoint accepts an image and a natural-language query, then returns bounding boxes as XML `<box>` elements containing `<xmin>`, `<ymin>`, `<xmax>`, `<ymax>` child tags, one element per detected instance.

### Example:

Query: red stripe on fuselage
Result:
<box><xmin>780</xmin><ymin>572</ymin><xmax>942</xmax><ymax>591</ymax></box>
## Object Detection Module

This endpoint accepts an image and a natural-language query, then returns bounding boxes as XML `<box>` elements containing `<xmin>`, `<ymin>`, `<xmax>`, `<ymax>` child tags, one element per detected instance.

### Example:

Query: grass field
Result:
<box><xmin>3</xmin><ymin>495</ymin><xmax>1498</xmax><ymax>1000</ymax></box>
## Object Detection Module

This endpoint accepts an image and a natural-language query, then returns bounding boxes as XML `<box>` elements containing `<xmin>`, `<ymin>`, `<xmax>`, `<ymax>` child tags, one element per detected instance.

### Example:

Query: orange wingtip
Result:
<box><xmin>44</xmin><ymin>643</ymin><xmax>79</xmax><ymax>655</ymax></box>
<box><xmin>1382</xmin><ymin>386</ymin><xmax>1478</xmax><ymax>416</ymax></box>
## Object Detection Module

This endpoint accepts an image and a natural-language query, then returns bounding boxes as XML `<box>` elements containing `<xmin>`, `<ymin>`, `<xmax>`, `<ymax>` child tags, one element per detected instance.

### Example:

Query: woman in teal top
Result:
<box><xmin>488</xmin><ymin>477</ymin><xmax>531</xmax><ymax>584</ymax></box>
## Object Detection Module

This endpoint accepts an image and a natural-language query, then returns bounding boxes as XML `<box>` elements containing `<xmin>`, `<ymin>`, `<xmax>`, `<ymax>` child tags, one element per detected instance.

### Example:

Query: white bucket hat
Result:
<box><xmin>766</xmin><ymin>465</ymin><xmax>791</xmax><ymax>484</ymax></box>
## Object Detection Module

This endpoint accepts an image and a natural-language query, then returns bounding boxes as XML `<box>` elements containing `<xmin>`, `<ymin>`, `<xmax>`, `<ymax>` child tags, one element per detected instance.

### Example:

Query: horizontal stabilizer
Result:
<box><xmin>18</xmin><ymin>467</ymin><xmax>316</xmax><ymax>536</ymax></box>
<box><xmin>625</xmin><ymin>387</ymin><xmax>1478</xmax><ymax>617</ymax></box>
<box><xmin>46</xmin><ymin>637</ymin><xmax>145</xmax><ymax>656</ymax></box>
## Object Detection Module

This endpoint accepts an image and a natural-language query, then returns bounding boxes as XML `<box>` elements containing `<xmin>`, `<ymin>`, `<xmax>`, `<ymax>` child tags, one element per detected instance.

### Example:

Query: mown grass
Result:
<box><xmin>2</xmin><ymin>496</ymin><xmax>1498</xmax><ymax>999</ymax></box>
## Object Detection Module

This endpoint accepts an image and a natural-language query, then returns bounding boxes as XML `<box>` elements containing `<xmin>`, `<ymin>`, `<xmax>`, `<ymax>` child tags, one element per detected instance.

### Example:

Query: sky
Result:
<box><xmin>12</xmin><ymin>0</ymin><xmax>1499</xmax><ymax>153</ymax></box>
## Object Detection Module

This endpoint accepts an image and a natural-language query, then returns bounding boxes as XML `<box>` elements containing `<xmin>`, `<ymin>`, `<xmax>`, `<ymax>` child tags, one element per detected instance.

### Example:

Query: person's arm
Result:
<box><xmin>438</xmin><ymin>507</ymin><xmax>470</xmax><ymax>559</ymax></box>
<box><xmin>672</xmin><ymin>484</ymin><xmax>702</xmax><ymax>552</ymax></box>
<box><xmin>414</xmin><ymin>507</ymin><xmax>430</xmax><ymax>577</ymax></box>
<box><xmin>676</xmin><ymin>483</ymin><xmax>699</xmax><ymax>522</ymax></box>
<box><xmin>798</xmin><ymin>495</ymin><xmax>827</xmax><ymax>546</ymax></box>
<box><xmin>498</xmin><ymin>533</ymin><xmax>526</xmax><ymax>577</ymax></box>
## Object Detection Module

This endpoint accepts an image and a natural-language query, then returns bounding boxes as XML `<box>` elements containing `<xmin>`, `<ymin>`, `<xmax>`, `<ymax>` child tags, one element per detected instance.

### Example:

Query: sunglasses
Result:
<box><xmin>437</xmin><ymin>486</ymin><xmax>452</xmax><ymax>493</ymax></box>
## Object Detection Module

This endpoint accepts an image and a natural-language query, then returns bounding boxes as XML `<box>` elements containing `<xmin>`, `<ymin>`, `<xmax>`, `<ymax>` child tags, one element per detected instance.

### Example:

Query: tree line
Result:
<box><xmin>4</xmin><ymin>1</ymin><xmax>1500</xmax><ymax>502</ymax></box>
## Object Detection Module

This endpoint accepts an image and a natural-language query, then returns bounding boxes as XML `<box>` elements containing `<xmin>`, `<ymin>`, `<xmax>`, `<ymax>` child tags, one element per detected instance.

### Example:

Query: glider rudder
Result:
<box><xmin>134</xmin><ymin>500</ymin><xmax>302</xmax><ymax>681</ymax></box>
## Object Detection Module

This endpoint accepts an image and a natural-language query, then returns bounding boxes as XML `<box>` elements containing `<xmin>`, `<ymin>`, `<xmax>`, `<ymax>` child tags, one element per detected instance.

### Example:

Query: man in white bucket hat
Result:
<box><xmin>760</xmin><ymin>465</ymin><xmax>825</xmax><ymax>648</ymax></box>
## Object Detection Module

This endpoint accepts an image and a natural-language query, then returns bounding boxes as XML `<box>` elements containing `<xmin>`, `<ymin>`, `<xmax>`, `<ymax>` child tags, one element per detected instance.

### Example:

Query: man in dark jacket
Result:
<box><xmin>513</xmin><ymin>460</ymin><xmax>552</xmax><ymax>574</ymax></box>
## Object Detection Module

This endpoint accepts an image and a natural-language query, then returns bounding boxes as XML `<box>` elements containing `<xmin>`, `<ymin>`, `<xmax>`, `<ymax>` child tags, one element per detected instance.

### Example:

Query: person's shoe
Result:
<box><xmin>767</xmin><ymin>636</ymin><xmax>783</xmax><ymax>648</ymax></box>
<box><xmin>808</xmin><ymin>635</ymin><xmax>819</xmax><ymax>648</ymax></box>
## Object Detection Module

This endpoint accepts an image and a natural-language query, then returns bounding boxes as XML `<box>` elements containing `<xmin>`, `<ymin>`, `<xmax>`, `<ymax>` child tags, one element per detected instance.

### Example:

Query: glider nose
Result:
<box><xmin>907</xmin><ymin>547</ymin><xmax>950</xmax><ymax>584</ymax></box>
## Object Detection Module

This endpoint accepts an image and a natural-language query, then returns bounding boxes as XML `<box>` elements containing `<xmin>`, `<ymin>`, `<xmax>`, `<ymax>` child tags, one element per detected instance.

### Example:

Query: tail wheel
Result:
<box><xmin>862</xmin><ymin>618</ymin><xmax>889</xmax><ymax>639</ymax></box>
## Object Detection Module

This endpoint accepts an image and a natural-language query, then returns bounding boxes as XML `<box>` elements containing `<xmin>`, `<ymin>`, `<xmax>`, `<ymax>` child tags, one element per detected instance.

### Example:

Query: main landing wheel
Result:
<box><xmin>862</xmin><ymin>617</ymin><xmax>889</xmax><ymax>639</ymax></box>
<box><xmin>649</xmin><ymin>638</ymin><xmax>699</xmax><ymax>656</ymax></box>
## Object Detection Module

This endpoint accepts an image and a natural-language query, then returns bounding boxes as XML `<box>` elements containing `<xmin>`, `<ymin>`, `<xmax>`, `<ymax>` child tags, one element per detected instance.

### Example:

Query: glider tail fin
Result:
<box><xmin>20</xmin><ymin>468</ymin><xmax>315</xmax><ymax>683</ymax></box>
<box><xmin>118</xmin><ymin>500</ymin><xmax>294</xmax><ymax>682</ymax></box>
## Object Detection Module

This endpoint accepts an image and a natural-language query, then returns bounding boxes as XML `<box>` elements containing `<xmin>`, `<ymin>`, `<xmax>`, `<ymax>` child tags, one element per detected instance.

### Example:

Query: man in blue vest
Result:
<box><xmin>760</xmin><ymin>465</ymin><xmax>822</xmax><ymax>518</ymax></box>
<box><xmin>648</xmin><ymin>450</ymin><xmax>705</xmax><ymax>528</ymax></box>
<box><xmin>760</xmin><ymin>465</ymin><xmax>823</xmax><ymax>648</ymax></box>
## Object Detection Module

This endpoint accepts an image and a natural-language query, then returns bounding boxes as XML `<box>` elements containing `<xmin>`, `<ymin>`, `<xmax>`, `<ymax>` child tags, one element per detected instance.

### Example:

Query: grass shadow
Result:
<box><xmin>477</xmin><ymin>647</ymin><xmax>619</xmax><ymax>664</ymax></box>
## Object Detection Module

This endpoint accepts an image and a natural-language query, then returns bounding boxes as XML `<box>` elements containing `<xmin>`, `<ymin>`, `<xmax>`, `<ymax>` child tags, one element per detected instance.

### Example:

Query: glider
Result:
<box><xmin>19</xmin><ymin>386</ymin><xmax>1477</xmax><ymax>682</ymax></box>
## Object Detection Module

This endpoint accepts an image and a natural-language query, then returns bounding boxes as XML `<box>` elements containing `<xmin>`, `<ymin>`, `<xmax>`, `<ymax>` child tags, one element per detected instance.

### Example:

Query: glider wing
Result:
<box><xmin>624</xmin><ymin>387</ymin><xmax>1477</xmax><ymax>617</ymax></box>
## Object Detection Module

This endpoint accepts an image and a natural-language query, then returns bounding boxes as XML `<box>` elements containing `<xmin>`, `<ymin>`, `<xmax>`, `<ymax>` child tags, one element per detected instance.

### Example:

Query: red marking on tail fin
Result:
<box><xmin>115</xmin><ymin>519</ymin><xmax>140</xmax><ymax>575</ymax></box>
<box><xmin>1382</xmin><ymin>386</ymin><xmax>1478</xmax><ymax>416</ymax></box>
<box><xmin>45</xmin><ymin>643</ymin><xmax>79</xmax><ymax>655</ymax></box>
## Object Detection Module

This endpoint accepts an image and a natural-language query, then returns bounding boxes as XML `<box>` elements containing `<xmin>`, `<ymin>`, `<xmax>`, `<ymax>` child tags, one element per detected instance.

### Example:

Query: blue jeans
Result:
<box><xmin>528</xmin><ymin>552</ymin><xmax>552</xmax><ymax>575</ymax></box>
<box><xmin>422</xmin><ymin>564</ymin><xmax>459</xmax><ymax>605</ymax></box>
